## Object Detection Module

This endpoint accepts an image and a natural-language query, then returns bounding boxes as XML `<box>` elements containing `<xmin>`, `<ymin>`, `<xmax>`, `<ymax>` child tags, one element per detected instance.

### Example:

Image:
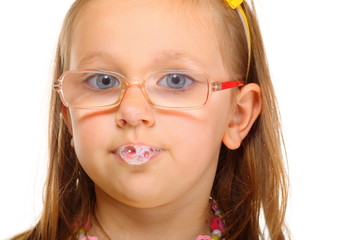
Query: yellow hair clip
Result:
<box><xmin>226</xmin><ymin>0</ymin><xmax>244</xmax><ymax>9</ymax></box>
<box><xmin>226</xmin><ymin>0</ymin><xmax>251</xmax><ymax>81</ymax></box>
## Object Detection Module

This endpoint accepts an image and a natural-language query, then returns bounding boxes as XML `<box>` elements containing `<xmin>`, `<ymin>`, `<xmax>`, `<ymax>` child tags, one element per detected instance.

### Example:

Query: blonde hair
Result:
<box><xmin>11</xmin><ymin>0</ymin><xmax>289</xmax><ymax>239</ymax></box>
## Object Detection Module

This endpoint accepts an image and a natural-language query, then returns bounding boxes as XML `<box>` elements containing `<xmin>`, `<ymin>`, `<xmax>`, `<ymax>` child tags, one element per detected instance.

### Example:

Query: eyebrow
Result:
<box><xmin>76</xmin><ymin>52</ymin><xmax>110</xmax><ymax>69</ymax></box>
<box><xmin>76</xmin><ymin>49</ymin><xmax>205</xmax><ymax>70</ymax></box>
<box><xmin>154</xmin><ymin>50</ymin><xmax>205</xmax><ymax>68</ymax></box>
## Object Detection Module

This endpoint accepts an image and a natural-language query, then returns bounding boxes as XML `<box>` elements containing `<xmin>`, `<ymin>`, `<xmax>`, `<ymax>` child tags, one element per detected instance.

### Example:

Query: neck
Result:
<box><xmin>90</xmin><ymin>187</ymin><xmax>213</xmax><ymax>240</ymax></box>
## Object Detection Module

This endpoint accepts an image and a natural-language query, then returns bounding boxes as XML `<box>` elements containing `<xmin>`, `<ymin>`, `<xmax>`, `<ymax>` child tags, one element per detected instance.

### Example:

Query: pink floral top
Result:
<box><xmin>78</xmin><ymin>236</ymin><xmax>98</xmax><ymax>240</ymax></box>
<box><xmin>78</xmin><ymin>234</ymin><xmax>219</xmax><ymax>240</ymax></box>
<box><xmin>77</xmin><ymin>200</ymin><xmax>224</xmax><ymax>240</ymax></box>
<box><xmin>77</xmin><ymin>228</ymin><xmax>98</xmax><ymax>240</ymax></box>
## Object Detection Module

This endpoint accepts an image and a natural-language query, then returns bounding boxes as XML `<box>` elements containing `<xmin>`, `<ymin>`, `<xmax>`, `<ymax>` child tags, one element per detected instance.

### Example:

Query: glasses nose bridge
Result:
<box><xmin>122</xmin><ymin>75</ymin><xmax>148</xmax><ymax>88</ymax></box>
<box><xmin>119</xmin><ymin>76</ymin><xmax>150</xmax><ymax>103</ymax></box>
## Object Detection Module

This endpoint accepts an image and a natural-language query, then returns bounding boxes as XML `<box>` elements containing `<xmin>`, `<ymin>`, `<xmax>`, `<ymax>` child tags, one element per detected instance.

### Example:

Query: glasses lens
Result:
<box><xmin>61</xmin><ymin>71</ymin><xmax>123</xmax><ymax>108</ymax></box>
<box><xmin>59</xmin><ymin>70</ymin><xmax>209</xmax><ymax>109</ymax></box>
<box><xmin>146</xmin><ymin>71</ymin><xmax>209</xmax><ymax>108</ymax></box>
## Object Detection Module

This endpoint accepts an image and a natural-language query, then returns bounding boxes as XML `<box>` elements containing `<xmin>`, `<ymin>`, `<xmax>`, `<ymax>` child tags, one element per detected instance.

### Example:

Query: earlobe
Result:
<box><xmin>222</xmin><ymin>83</ymin><xmax>262</xmax><ymax>150</ymax></box>
<box><xmin>61</xmin><ymin>104</ymin><xmax>73</xmax><ymax>135</ymax></box>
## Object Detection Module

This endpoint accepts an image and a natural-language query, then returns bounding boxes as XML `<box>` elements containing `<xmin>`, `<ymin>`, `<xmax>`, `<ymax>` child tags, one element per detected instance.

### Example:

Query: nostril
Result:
<box><xmin>116</xmin><ymin>119</ymin><xmax>127</xmax><ymax>127</ymax></box>
<box><xmin>115</xmin><ymin>105</ymin><xmax>154</xmax><ymax>128</ymax></box>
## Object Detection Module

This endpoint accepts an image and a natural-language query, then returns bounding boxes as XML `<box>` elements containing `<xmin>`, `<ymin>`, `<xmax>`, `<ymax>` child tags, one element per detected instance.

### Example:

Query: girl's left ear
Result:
<box><xmin>222</xmin><ymin>83</ymin><xmax>262</xmax><ymax>149</ymax></box>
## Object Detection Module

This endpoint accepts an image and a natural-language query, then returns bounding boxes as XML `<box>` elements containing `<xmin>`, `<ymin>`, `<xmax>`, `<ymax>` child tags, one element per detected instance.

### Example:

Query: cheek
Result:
<box><xmin>70</xmin><ymin>111</ymin><xmax>114</xmax><ymax>163</ymax></box>
<box><xmin>158</xmin><ymin>94</ymin><xmax>233</xmax><ymax>163</ymax></box>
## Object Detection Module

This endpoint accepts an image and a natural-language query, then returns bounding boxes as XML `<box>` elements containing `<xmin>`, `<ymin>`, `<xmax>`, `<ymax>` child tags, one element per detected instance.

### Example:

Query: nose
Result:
<box><xmin>115</xmin><ymin>84</ymin><xmax>155</xmax><ymax>128</ymax></box>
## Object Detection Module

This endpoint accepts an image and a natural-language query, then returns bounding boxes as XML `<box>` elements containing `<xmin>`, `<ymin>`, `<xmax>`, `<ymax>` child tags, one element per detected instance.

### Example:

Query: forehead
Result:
<box><xmin>69</xmin><ymin>0</ymin><xmax>227</xmax><ymax>77</ymax></box>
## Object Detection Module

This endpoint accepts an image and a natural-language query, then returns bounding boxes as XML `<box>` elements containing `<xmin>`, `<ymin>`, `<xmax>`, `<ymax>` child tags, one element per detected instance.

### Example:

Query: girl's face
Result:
<box><xmin>64</xmin><ymin>0</ymin><xmax>237</xmax><ymax>208</ymax></box>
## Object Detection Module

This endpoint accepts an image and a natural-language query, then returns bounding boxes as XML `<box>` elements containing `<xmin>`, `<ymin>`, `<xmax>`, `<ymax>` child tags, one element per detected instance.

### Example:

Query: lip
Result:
<box><xmin>113</xmin><ymin>144</ymin><xmax>163</xmax><ymax>165</ymax></box>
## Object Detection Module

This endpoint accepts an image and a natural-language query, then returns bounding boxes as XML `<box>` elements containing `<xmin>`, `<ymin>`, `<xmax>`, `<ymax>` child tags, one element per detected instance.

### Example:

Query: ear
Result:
<box><xmin>222</xmin><ymin>83</ymin><xmax>262</xmax><ymax>149</ymax></box>
<box><xmin>61</xmin><ymin>104</ymin><xmax>73</xmax><ymax>135</ymax></box>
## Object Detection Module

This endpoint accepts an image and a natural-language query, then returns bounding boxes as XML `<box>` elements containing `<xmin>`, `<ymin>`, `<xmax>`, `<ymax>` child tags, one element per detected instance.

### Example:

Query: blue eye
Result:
<box><xmin>157</xmin><ymin>74</ymin><xmax>194</xmax><ymax>90</ymax></box>
<box><xmin>87</xmin><ymin>74</ymin><xmax>120</xmax><ymax>90</ymax></box>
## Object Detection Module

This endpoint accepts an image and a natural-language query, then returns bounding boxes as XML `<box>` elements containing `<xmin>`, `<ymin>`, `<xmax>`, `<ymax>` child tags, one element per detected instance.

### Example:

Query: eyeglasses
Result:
<box><xmin>54</xmin><ymin>69</ymin><xmax>245</xmax><ymax>110</ymax></box>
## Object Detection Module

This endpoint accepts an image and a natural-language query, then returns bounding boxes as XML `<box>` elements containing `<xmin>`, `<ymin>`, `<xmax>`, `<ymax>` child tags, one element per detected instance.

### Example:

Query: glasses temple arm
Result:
<box><xmin>211</xmin><ymin>80</ymin><xmax>245</xmax><ymax>91</ymax></box>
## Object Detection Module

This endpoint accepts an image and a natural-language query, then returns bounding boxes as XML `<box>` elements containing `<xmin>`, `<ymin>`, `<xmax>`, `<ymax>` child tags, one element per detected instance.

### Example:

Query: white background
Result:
<box><xmin>1</xmin><ymin>0</ymin><xmax>359</xmax><ymax>239</ymax></box>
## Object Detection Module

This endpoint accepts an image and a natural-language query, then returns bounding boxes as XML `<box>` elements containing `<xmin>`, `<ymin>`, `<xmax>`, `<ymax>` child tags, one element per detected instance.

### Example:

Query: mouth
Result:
<box><xmin>114</xmin><ymin>144</ymin><xmax>163</xmax><ymax>165</ymax></box>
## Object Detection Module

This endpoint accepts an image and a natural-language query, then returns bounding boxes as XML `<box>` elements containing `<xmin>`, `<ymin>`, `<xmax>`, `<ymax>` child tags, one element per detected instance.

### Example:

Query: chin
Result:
<box><xmin>114</xmin><ymin>178</ymin><xmax>170</xmax><ymax>208</ymax></box>
<box><xmin>119</xmin><ymin>192</ymin><xmax>170</xmax><ymax>209</ymax></box>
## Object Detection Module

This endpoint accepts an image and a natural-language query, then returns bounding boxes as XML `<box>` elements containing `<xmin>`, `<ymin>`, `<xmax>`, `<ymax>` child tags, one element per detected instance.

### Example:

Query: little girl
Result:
<box><xmin>11</xmin><ymin>0</ymin><xmax>289</xmax><ymax>239</ymax></box>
